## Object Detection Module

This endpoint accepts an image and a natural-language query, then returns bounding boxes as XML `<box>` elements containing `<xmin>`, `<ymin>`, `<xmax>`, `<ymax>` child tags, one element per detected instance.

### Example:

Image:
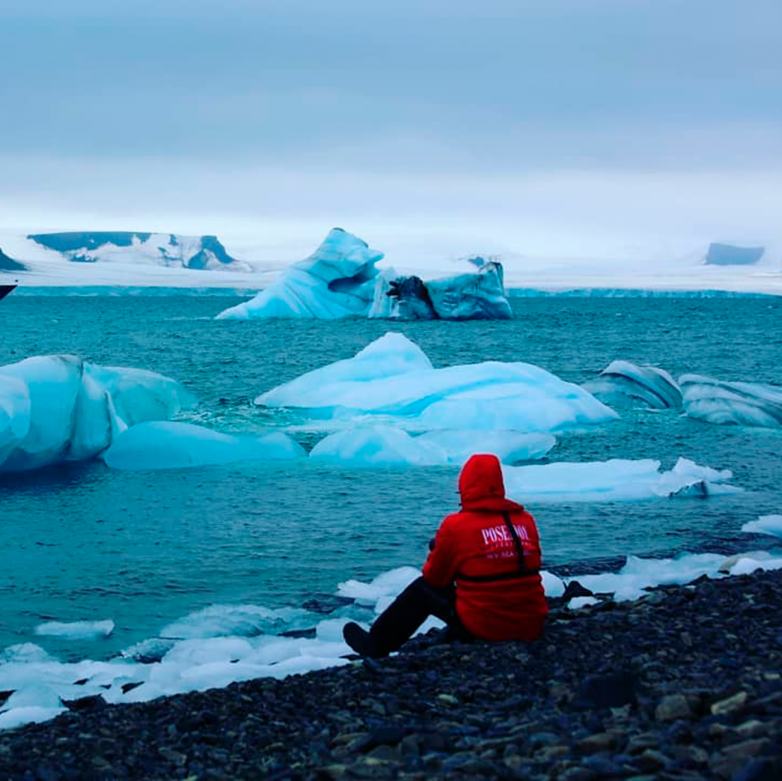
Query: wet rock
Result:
<box><xmin>655</xmin><ymin>694</ymin><xmax>693</xmax><ymax>722</ymax></box>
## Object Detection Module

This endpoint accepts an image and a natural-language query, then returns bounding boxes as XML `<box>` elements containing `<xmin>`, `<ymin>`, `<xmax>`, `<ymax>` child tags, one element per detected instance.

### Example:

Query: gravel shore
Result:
<box><xmin>1</xmin><ymin>568</ymin><xmax>780</xmax><ymax>780</ymax></box>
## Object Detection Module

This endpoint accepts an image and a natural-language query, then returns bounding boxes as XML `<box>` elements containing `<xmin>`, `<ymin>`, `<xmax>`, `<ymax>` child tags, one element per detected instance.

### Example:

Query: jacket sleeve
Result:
<box><xmin>422</xmin><ymin>517</ymin><xmax>459</xmax><ymax>588</ymax></box>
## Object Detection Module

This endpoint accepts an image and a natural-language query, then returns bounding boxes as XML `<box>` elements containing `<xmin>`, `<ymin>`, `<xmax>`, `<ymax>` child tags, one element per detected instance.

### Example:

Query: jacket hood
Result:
<box><xmin>459</xmin><ymin>453</ymin><xmax>523</xmax><ymax>511</ymax></box>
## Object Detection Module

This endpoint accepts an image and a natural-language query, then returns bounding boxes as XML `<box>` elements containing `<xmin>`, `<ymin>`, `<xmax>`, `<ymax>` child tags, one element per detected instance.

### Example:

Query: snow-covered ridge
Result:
<box><xmin>2</xmin><ymin>227</ymin><xmax>780</xmax><ymax>294</ymax></box>
<box><xmin>26</xmin><ymin>231</ymin><xmax>249</xmax><ymax>272</ymax></box>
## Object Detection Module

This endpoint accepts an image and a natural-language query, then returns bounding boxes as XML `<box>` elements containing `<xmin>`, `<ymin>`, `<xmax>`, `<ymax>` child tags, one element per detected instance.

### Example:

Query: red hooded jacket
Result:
<box><xmin>422</xmin><ymin>453</ymin><xmax>548</xmax><ymax>642</ymax></box>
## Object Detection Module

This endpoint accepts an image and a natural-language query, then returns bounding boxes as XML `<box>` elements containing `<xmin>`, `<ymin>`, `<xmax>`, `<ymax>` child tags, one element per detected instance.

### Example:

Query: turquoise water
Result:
<box><xmin>1</xmin><ymin>296</ymin><xmax>781</xmax><ymax>658</ymax></box>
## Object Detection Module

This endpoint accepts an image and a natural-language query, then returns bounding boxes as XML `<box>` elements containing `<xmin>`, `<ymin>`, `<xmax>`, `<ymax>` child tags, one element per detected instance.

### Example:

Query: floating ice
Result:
<box><xmin>215</xmin><ymin>228</ymin><xmax>512</xmax><ymax>321</ymax></box>
<box><xmin>34</xmin><ymin>620</ymin><xmax>114</xmax><ymax>640</ymax></box>
<box><xmin>217</xmin><ymin>229</ymin><xmax>387</xmax><ymax>320</ymax></box>
<box><xmin>502</xmin><ymin>457</ymin><xmax>739</xmax><ymax>503</ymax></box>
<box><xmin>742</xmin><ymin>514</ymin><xmax>782</xmax><ymax>538</ymax></box>
<box><xmin>0</xmin><ymin>356</ymin><xmax>193</xmax><ymax>473</ymax></box>
<box><xmin>103</xmin><ymin>421</ymin><xmax>305</xmax><ymax>471</ymax></box>
<box><xmin>583</xmin><ymin>360</ymin><xmax>682</xmax><ymax>410</ymax></box>
<box><xmin>336</xmin><ymin>566</ymin><xmax>421</xmax><ymax>606</ymax></box>
<box><xmin>680</xmin><ymin>374</ymin><xmax>782</xmax><ymax>428</ymax></box>
<box><xmin>257</xmin><ymin>332</ymin><xmax>617</xmax><ymax>434</ymax></box>
<box><xmin>2</xmin><ymin>548</ymin><xmax>780</xmax><ymax>732</ymax></box>
<box><xmin>310</xmin><ymin>426</ymin><xmax>555</xmax><ymax>466</ymax></box>
<box><xmin>375</xmin><ymin>260</ymin><xmax>511</xmax><ymax>320</ymax></box>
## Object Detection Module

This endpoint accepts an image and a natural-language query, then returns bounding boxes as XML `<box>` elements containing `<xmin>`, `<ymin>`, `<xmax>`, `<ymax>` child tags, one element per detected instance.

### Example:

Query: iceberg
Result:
<box><xmin>583</xmin><ymin>360</ymin><xmax>682</xmax><ymax>409</ymax></box>
<box><xmin>217</xmin><ymin>228</ymin><xmax>386</xmax><ymax>320</ymax></box>
<box><xmin>377</xmin><ymin>258</ymin><xmax>512</xmax><ymax>320</ymax></box>
<box><xmin>215</xmin><ymin>229</ymin><xmax>512</xmax><ymax>321</ymax></box>
<box><xmin>704</xmin><ymin>243</ymin><xmax>765</xmax><ymax>266</ymax></box>
<box><xmin>103</xmin><ymin>421</ymin><xmax>306</xmax><ymax>471</ymax></box>
<box><xmin>256</xmin><ymin>332</ymin><xmax>617</xmax><ymax>434</ymax></box>
<box><xmin>0</xmin><ymin>356</ymin><xmax>193</xmax><ymax>473</ymax></box>
<box><xmin>502</xmin><ymin>457</ymin><xmax>740</xmax><ymax>503</ymax></box>
<box><xmin>309</xmin><ymin>426</ymin><xmax>555</xmax><ymax>466</ymax></box>
<box><xmin>680</xmin><ymin>374</ymin><xmax>782</xmax><ymax>428</ymax></box>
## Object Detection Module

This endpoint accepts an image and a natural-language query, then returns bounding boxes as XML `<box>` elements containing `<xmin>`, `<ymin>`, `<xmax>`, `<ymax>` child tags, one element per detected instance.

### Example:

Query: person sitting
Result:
<box><xmin>342</xmin><ymin>453</ymin><xmax>548</xmax><ymax>658</ymax></box>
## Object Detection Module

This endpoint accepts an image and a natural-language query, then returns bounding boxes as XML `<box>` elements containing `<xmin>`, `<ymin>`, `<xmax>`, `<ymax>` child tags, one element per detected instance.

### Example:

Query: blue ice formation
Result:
<box><xmin>103</xmin><ymin>421</ymin><xmax>306</xmax><ymax>470</ymax></box>
<box><xmin>217</xmin><ymin>228</ymin><xmax>385</xmax><ymax>320</ymax></box>
<box><xmin>379</xmin><ymin>258</ymin><xmax>511</xmax><ymax>320</ymax></box>
<box><xmin>28</xmin><ymin>231</ymin><xmax>241</xmax><ymax>270</ymax></box>
<box><xmin>256</xmin><ymin>332</ymin><xmax>617</xmax><ymax>434</ymax></box>
<box><xmin>502</xmin><ymin>457</ymin><xmax>739</xmax><ymax>503</ymax></box>
<box><xmin>215</xmin><ymin>228</ymin><xmax>512</xmax><ymax>321</ymax></box>
<box><xmin>680</xmin><ymin>374</ymin><xmax>782</xmax><ymax>428</ymax></box>
<box><xmin>0</xmin><ymin>247</ymin><xmax>26</xmax><ymax>272</ymax></box>
<box><xmin>704</xmin><ymin>243</ymin><xmax>765</xmax><ymax>266</ymax></box>
<box><xmin>0</xmin><ymin>356</ymin><xmax>194</xmax><ymax>473</ymax></box>
<box><xmin>309</xmin><ymin>426</ymin><xmax>555</xmax><ymax>467</ymax></box>
<box><xmin>583</xmin><ymin>361</ymin><xmax>683</xmax><ymax>410</ymax></box>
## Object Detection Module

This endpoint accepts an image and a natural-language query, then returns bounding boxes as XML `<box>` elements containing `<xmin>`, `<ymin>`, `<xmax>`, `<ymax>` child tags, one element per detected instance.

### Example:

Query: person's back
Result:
<box><xmin>423</xmin><ymin>453</ymin><xmax>548</xmax><ymax>641</ymax></box>
<box><xmin>343</xmin><ymin>453</ymin><xmax>548</xmax><ymax>657</ymax></box>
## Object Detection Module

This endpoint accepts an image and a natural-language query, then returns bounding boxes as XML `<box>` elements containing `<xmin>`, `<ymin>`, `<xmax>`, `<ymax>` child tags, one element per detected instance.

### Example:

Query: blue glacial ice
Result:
<box><xmin>0</xmin><ymin>356</ymin><xmax>194</xmax><ymax>473</ymax></box>
<box><xmin>680</xmin><ymin>374</ymin><xmax>782</xmax><ymax>427</ymax></box>
<box><xmin>583</xmin><ymin>360</ymin><xmax>682</xmax><ymax>409</ymax></box>
<box><xmin>215</xmin><ymin>228</ymin><xmax>512</xmax><ymax>321</ymax></box>
<box><xmin>502</xmin><ymin>457</ymin><xmax>740</xmax><ymax>503</ymax></box>
<box><xmin>310</xmin><ymin>426</ymin><xmax>555</xmax><ymax>467</ymax></box>
<box><xmin>103</xmin><ymin>421</ymin><xmax>306</xmax><ymax>470</ymax></box>
<box><xmin>742</xmin><ymin>514</ymin><xmax>782</xmax><ymax>538</ymax></box>
<box><xmin>256</xmin><ymin>332</ymin><xmax>618</xmax><ymax>433</ymax></box>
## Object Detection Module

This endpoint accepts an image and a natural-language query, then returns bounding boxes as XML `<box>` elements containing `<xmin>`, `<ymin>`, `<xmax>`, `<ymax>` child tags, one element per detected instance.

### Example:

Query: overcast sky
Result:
<box><xmin>1</xmin><ymin>0</ymin><xmax>780</xmax><ymax>259</ymax></box>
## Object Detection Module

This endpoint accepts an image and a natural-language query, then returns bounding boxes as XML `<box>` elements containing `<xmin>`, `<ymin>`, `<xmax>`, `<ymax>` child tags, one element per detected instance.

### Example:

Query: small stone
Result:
<box><xmin>436</xmin><ymin>693</ymin><xmax>459</xmax><ymax>706</ymax></box>
<box><xmin>320</xmin><ymin>765</ymin><xmax>347</xmax><ymax>779</ymax></box>
<box><xmin>710</xmin><ymin>690</ymin><xmax>748</xmax><ymax>715</ymax></box>
<box><xmin>655</xmin><ymin>693</ymin><xmax>693</xmax><ymax>722</ymax></box>
<box><xmin>158</xmin><ymin>747</ymin><xmax>187</xmax><ymax>767</ymax></box>
<box><xmin>576</xmin><ymin>731</ymin><xmax>618</xmax><ymax>753</ymax></box>
<box><xmin>633</xmin><ymin>748</ymin><xmax>669</xmax><ymax>772</ymax></box>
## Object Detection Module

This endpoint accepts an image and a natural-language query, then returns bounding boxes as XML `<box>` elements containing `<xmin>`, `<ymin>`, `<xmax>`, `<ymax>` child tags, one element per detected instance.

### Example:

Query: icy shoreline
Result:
<box><xmin>0</xmin><ymin>567</ymin><xmax>779</xmax><ymax>779</ymax></box>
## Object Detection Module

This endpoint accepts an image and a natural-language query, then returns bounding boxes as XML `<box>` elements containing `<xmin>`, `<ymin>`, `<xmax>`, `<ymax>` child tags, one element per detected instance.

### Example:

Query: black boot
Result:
<box><xmin>343</xmin><ymin>622</ymin><xmax>383</xmax><ymax>658</ymax></box>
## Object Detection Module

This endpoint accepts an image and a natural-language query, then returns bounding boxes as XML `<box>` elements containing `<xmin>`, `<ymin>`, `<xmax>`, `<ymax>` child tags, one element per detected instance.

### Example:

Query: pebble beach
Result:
<box><xmin>1</xmin><ymin>568</ymin><xmax>780</xmax><ymax>781</ymax></box>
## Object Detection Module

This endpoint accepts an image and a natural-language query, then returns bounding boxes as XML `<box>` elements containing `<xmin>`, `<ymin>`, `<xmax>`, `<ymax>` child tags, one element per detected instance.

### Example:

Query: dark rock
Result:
<box><xmin>576</xmin><ymin>670</ymin><xmax>638</xmax><ymax>709</ymax></box>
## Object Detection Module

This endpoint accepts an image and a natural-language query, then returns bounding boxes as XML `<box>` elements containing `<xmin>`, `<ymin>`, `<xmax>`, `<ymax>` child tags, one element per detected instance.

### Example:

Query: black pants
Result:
<box><xmin>368</xmin><ymin>576</ymin><xmax>471</xmax><ymax>655</ymax></box>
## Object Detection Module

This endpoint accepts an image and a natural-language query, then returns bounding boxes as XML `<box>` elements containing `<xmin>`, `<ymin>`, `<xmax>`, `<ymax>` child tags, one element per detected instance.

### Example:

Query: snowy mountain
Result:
<box><xmin>26</xmin><ymin>231</ymin><xmax>250</xmax><ymax>272</ymax></box>
<box><xmin>1</xmin><ymin>227</ymin><xmax>780</xmax><ymax>294</ymax></box>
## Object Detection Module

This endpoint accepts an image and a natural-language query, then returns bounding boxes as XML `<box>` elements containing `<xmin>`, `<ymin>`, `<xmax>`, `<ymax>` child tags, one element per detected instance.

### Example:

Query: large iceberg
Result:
<box><xmin>0</xmin><ymin>356</ymin><xmax>193</xmax><ymax>473</ymax></box>
<box><xmin>680</xmin><ymin>374</ymin><xmax>782</xmax><ymax>427</ymax></box>
<box><xmin>215</xmin><ymin>229</ymin><xmax>512</xmax><ymax>321</ymax></box>
<box><xmin>583</xmin><ymin>360</ymin><xmax>682</xmax><ymax>410</ymax></box>
<box><xmin>103</xmin><ymin>421</ymin><xmax>306</xmax><ymax>470</ymax></box>
<box><xmin>256</xmin><ymin>332</ymin><xmax>618</xmax><ymax>434</ymax></box>
<box><xmin>376</xmin><ymin>257</ymin><xmax>512</xmax><ymax>320</ymax></box>
<box><xmin>217</xmin><ymin>229</ymin><xmax>387</xmax><ymax>320</ymax></box>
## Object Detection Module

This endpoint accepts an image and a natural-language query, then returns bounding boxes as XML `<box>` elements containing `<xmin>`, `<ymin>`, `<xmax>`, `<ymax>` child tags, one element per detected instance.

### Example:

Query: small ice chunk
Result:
<box><xmin>742</xmin><ymin>514</ymin><xmax>782</xmax><ymax>538</ymax></box>
<box><xmin>33</xmin><ymin>620</ymin><xmax>114</xmax><ymax>640</ymax></box>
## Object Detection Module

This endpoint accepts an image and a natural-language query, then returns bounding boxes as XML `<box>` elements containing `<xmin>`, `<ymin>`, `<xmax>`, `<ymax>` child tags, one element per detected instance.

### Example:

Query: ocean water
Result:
<box><xmin>1</xmin><ymin>296</ymin><xmax>782</xmax><ymax>660</ymax></box>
